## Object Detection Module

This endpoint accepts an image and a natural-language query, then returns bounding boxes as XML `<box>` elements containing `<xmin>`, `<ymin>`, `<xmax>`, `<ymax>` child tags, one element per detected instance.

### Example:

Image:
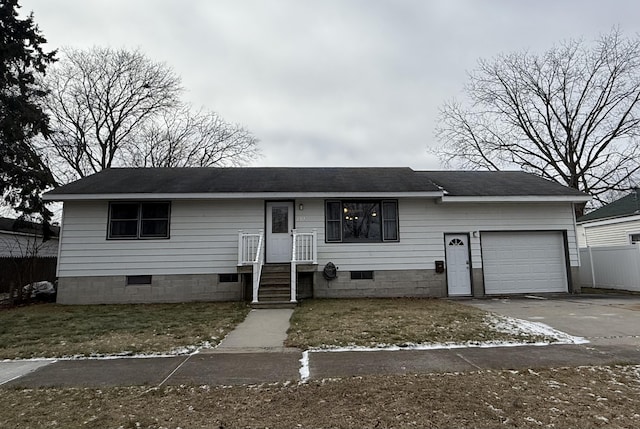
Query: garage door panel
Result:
<box><xmin>482</xmin><ymin>232</ymin><xmax>567</xmax><ymax>294</ymax></box>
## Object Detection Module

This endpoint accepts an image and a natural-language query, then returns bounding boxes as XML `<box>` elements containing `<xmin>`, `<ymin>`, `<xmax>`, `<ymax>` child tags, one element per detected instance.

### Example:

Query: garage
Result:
<box><xmin>481</xmin><ymin>231</ymin><xmax>568</xmax><ymax>294</ymax></box>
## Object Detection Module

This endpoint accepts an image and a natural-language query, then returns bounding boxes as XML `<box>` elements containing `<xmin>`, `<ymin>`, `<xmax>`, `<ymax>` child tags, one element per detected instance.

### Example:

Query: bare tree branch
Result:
<box><xmin>37</xmin><ymin>46</ymin><xmax>260</xmax><ymax>182</ymax></box>
<box><xmin>433</xmin><ymin>29</ymin><xmax>640</xmax><ymax>214</ymax></box>
<box><xmin>38</xmin><ymin>47</ymin><xmax>182</xmax><ymax>181</ymax></box>
<box><xmin>129</xmin><ymin>105</ymin><xmax>260</xmax><ymax>168</ymax></box>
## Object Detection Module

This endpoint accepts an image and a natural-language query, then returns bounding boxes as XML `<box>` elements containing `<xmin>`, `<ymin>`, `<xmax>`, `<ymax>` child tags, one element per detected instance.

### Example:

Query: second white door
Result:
<box><xmin>445</xmin><ymin>233</ymin><xmax>472</xmax><ymax>296</ymax></box>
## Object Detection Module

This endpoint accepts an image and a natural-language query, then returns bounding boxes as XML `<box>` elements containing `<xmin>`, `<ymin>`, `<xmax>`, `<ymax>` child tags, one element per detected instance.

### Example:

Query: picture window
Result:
<box><xmin>325</xmin><ymin>200</ymin><xmax>398</xmax><ymax>243</ymax></box>
<box><xmin>109</xmin><ymin>202</ymin><xmax>170</xmax><ymax>239</ymax></box>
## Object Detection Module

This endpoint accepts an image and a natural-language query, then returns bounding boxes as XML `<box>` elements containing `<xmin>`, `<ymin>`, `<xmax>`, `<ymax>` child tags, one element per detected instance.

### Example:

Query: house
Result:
<box><xmin>576</xmin><ymin>190</ymin><xmax>640</xmax><ymax>247</ymax></box>
<box><xmin>43</xmin><ymin>167</ymin><xmax>590</xmax><ymax>305</ymax></box>
<box><xmin>0</xmin><ymin>217</ymin><xmax>60</xmax><ymax>293</ymax></box>
<box><xmin>0</xmin><ymin>217</ymin><xmax>60</xmax><ymax>258</ymax></box>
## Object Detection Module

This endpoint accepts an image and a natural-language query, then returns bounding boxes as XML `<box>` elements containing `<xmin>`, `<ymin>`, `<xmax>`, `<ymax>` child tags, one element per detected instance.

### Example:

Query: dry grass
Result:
<box><xmin>2</xmin><ymin>365</ymin><xmax>640</xmax><ymax>428</ymax></box>
<box><xmin>0</xmin><ymin>302</ymin><xmax>249</xmax><ymax>359</ymax></box>
<box><xmin>286</xmin><ymin>298</ymin><xmax>549</xmax><ymax>349</ymax></box>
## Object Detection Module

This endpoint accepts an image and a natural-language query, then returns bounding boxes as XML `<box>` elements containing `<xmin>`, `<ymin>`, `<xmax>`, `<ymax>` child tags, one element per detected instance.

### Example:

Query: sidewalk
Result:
<box><xmin>3</xmin><ymin>343</ymin><xmax>640</xmax><ymax>388</ymax></box>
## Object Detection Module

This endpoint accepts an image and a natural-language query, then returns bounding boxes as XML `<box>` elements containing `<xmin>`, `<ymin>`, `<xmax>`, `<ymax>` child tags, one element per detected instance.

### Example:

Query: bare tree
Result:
<box><xmin>130</xmin><ymin>105</ymin><xmax>259</xmax><ymax>167</ymax></box>
<box><xmin>434</xmin><ymin>29</ymin><xmax>640</xmax><ymax>214</ymax></box>
<box><xmin>40</xmin><ymin>46</ymin><xmax>260</xmax><ymax>183</ymax></box>
<box><xmin>42</xmin><ymin>46</ymin><xmax>183</xmax><ymax>182</ymax></box>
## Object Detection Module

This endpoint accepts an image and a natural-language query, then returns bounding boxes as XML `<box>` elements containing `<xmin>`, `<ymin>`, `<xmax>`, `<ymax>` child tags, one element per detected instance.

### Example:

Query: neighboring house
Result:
<box><xmin>0</xmin><ymin>217</ymin><xmax>60</xmax><ymax>258</ymax></box>
<box><xmin>0</xmin><ymin>217</ymin><xmax>60</xmax><ymax>293</ymax></box>
<box><xmin>43</xmin><ymin>168</ymin><xmax>589</xmax><ymax>305</ymax></box>
<box><xmin>576</xmin><ymin>190</ymin><xmax>640</xmax><ymax>247</ymax></box>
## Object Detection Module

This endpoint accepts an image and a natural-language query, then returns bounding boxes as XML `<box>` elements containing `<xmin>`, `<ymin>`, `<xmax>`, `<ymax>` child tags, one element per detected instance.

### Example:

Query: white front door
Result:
<box><xmin>445</xmin><ymin>233</ymin><xmax>472</xmax><ymax>296</ymax></box>
<box><xmin>266</xmin><ymin>202</ymin><xmax>294</xmax><ymax>263</ymax></box>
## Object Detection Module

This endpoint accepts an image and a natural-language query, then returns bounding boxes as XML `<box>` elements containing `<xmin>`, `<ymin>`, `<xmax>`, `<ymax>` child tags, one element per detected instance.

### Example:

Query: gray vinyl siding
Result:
<box><xmin>57</xmin><ymin>198</ymin><xmax>579</xmax><ymax>277</ymax></box>
<box><xmin>58</xmin><ymin>200</ymin><xmax>263</xmax><ymax>277</ymax></box>
<box><xmin>580</xmin><ymin>219</ymin><xmax>640</xmax><ymax>247</ymax></box>
<box><xmin>295</xmin><ymin>199</ymin><xmax>579</xmax><ymax>272</ymax></box>
<box><xmin>0</xmin><ymin>232</ymin><xmax>59</xmax><ymax>258</ymax></box>
<box><xmin>427</xmin><ymin>202</ymin><xmax>579</xmax><ymax>269</ymax></box>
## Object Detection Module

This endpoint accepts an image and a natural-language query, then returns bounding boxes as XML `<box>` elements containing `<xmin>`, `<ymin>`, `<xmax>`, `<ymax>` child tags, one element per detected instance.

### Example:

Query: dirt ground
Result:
<box><xmin>2</xmin><ymin>364</ymin><xmax>640</xmax><ymax>428</ymax></box>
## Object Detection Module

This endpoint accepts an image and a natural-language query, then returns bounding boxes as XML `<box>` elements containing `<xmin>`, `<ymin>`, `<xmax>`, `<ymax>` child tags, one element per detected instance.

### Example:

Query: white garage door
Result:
<box><xmin>482</xmin><ymin>231</ymin><xmax>568</xmax><ymax>294</ymax></box>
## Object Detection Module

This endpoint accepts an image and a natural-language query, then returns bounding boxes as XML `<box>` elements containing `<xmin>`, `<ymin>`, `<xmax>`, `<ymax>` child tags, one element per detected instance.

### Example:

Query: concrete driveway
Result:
<box><xmin>467</xmin><ymin>294</ymin><xmax>640</xmax><ymax>346</ymax></box>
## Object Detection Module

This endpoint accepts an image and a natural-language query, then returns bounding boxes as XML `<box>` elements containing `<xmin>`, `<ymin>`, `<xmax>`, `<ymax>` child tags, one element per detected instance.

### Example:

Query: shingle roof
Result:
<box><xmin>45</xmin><ymin>167</ymin><xmax>440</xmax><ymax>194</ymax></box>
<box><xmin>419</xmin><ymin>171</ymin><xmax>588</xmax><ymax>197</ymax></box>
<box><xmin>577</xmin><ymin>191</ymin><xmax>640</xmax><ymax>222</ymax></box>
<box><xmin>0</xmin><ymin>217</ymin><xmax>60</xmax><ymax>238</ymax></box>
<box><xmin>44</xmin><ymin>167</ymin><xmax>589</xmax><ymax>199</ymax></box>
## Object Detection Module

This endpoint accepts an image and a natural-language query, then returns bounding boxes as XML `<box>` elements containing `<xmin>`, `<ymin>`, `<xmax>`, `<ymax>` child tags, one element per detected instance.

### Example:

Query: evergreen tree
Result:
<box><xmin>0</xmin><ymin>0</ymin><xmax>56</xmax><ymax>224</ymax></box>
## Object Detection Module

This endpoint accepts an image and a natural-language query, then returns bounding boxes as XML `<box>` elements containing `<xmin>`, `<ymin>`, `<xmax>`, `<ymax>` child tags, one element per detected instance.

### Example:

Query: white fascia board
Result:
<box><xmin>439</xmin><ymin>195</ymin><xmax>591</xmax><ymax>203</ymax></box>
<box><xmin>43</xmin><ymin>191</ymin><xmax>444</xmax><ymax>201</ymax></box>
<box><xmin>578</xmin><ymin>213</ymin><xmax>640</xmax><ymax>227</ymax></box>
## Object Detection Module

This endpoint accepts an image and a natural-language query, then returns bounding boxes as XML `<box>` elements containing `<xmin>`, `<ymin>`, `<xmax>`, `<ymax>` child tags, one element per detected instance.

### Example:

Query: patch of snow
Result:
<box><xmin>488</xmin><ymin>315</ymin><xmax>589</xmax><ymax>345</ymax></box>
<box><xmin>524</xmin><ymin>416</ymin><xmax>543</xmax><ymax>425</ymax></box>
<box><xmin>546</xmin><ymin>380</ymin><xmax>566</xmax><ymax>389</ymax></box>
<box><xmin>299</xmin><ymin>351</ymin><xmax>310</xmax><ymax>383</ymax></box>
<box><xmin>487</xmin><ymin>404</ymin><xmax>504</xmax><ymax>414</ymax></box>
<box><xmin>1</xmin><ymin>340</ymin><xmax>215</xmax><ymax>363</ymax></box>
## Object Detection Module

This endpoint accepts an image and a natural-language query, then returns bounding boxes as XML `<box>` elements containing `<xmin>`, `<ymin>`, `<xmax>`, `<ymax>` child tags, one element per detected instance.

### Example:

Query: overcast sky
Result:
<box><xmin>20</xmin><ymin>0</ymin><xmax>640</xmax><ymax>170</ymax></box>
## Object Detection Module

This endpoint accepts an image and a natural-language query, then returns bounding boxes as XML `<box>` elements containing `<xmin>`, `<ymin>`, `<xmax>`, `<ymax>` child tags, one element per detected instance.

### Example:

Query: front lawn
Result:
<box><xmin>286</xmin><ymin>298</ymin><xmax>555</xmax><ymax>349</ymax></box>
<box><xmin>0</xmin><ymin>302</ymin><xmax>249</xmax><ymax>359</ymax></box>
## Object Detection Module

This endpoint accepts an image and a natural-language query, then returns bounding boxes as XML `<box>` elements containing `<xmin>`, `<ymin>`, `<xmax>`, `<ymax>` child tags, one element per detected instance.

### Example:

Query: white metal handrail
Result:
<box><xmin>290</xmin><ymin>229</ymin><xmax>318</xmax><ymax>303</ymax></box>
<box><xmin>237</xmin><ymin>229</ymin><xmax>264</xmax><ymax>303</ymax></box>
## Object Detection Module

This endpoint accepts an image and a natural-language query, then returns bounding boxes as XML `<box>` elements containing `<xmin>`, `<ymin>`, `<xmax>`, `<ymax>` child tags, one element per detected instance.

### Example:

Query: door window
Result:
<box><xmin>271</xmin><ymin>206</ymin><xmax>289</xmax><ymax>233</ymax></box>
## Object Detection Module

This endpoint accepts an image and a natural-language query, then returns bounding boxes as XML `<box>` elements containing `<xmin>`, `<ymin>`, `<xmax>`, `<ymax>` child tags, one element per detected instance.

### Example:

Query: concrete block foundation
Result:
<box><xmin>57</xmin><ymin>274</ymin><xmax>243</xmax><ymax>304</ymax></box>
<box><xmin>313</xmin><ymin>269</ymin><xmax>447</xmax><ymax>298</ymax></box>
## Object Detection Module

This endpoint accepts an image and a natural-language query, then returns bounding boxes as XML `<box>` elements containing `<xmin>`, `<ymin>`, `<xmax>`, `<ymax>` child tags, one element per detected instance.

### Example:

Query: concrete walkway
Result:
<box><xmin>212</xmin><ymin>308</ymin><xmax>295</xmax><ymax>353</ymax></box>
<box><xmin>0</xmin><ymin>360</ymin><xmax>53</xmax><ymax>386</ymax></box>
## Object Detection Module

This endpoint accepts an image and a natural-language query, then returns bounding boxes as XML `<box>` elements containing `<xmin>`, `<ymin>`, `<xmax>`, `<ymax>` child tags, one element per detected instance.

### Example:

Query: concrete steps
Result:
<box><xmin>253</xmin><ymin>264</ymin><xmax>296</xmax><ymax>309</ymax></box>
<box><xmin>251</xmin><ymin>301</ymin><xmax>297</xmax><ymax>309</ymax></box>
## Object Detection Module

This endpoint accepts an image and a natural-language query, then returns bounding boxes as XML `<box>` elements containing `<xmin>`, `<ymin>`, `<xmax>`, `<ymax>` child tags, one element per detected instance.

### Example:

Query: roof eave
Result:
<box><xmin>43</xmin><ymin>191</ymin><xmax>445</xmax><ymax>201</ymax></box>
<box><xmin>438</xmin><ymin>195</ymin><xmax>591</xmax><ymax>203</ymax></box>
<box><xmin>577</xmin><ymin>212</ymin><xmax>640</xmax><ymax>226</ymax></box>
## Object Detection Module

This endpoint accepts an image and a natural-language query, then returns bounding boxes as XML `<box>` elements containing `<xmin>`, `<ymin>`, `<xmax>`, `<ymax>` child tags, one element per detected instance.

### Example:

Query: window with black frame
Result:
<box><xmin>108</xmin><ymin>202</ymin><xmax>170</xmax><ymax>239</ymax></box>
<box><xmin>325</xmin><ymin>200</ymin><xmax>398</xmax><ymax>243</ymax></box>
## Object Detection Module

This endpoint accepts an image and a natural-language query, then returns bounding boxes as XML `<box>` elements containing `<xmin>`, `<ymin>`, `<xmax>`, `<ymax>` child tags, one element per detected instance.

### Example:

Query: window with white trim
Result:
<box><xmin>630</xmin><ymin>233</ymin><xmax>640</xmax><ymax>244</ymax></box>
<box><xmin>108</xmin><ymin>202</ymin><xmax>170</xmax><ymax>239</ymax></box>
<box><xmin>325</xmin><ymin>200</ymin><xmax>398</xmax><ymax>243</ymax></box>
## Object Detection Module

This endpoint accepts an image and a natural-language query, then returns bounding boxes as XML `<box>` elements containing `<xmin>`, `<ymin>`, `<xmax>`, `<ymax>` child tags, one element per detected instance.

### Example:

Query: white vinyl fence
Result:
<box><xmin>579</xmin><ymin>245</ymin><xmax>640</xmax><ymax>292</ymax></box>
